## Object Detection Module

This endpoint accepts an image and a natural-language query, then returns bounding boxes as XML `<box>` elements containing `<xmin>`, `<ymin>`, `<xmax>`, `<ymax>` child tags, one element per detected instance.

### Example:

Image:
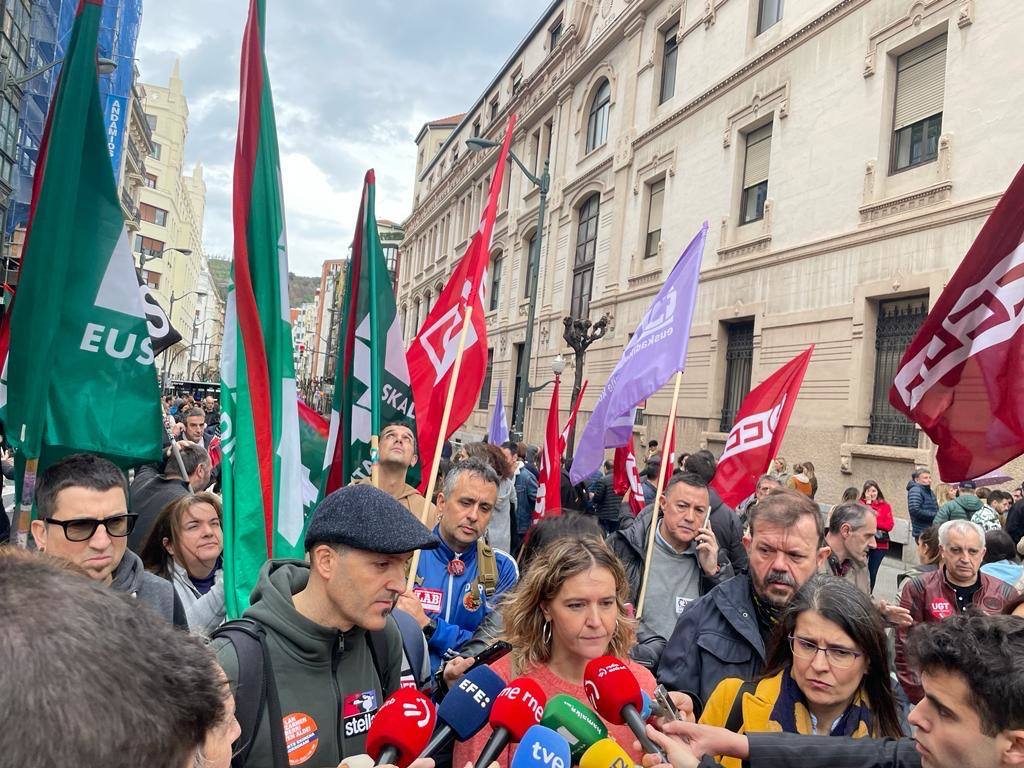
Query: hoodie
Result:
<box><xmin>934</xmin><ymin>494</ymin><xmax>983</xmax><ymax>525</ymax></box>
<box><xmin>110</xmin><ymin>549</ymin><xmax>187</xmax><ymax>629</ymax></box>
<box><xmin>211</xmin><ymin>560</ymin><xmax>402</xmax><ymax>768</ymax></box>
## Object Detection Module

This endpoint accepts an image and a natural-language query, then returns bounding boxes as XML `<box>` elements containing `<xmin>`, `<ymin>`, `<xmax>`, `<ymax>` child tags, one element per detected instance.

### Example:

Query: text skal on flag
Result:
<box><xmin>570</xmin><ymin>223</ymin><xmax>707</xmax><ymax>484</ymax></box>
<box><xmin>889</xmin><ymin>162</ymin><xmax>1024</xmax><ymax>481</ymax></box>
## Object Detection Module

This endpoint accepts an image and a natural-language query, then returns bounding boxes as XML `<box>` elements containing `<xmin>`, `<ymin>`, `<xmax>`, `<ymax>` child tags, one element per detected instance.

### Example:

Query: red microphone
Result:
<box><xmin>366</xmin><ymin>687</ymin><xmax>437</xmax><ymax>767</ymax></box>
<box><xmin>472</xmin><ymin>677</ymin><xmax>548</xmax><ymax>768</ymax></box>
<box><xmin>582</xmin><ymin>656</ymin><xmax>664</xmax><ymax>759</ymax></box>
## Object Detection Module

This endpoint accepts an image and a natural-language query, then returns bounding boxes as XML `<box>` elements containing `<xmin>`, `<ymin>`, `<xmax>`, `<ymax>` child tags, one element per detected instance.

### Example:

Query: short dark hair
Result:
<box><xmin>647</xmin><ymin>440</ymin><xmax>659</xmax><ymax>449</ymax></box>
<box><xmin>184</xmin><ymin>407</ymin><xmax>205</xmax><ymax>421</ymax></box>
<box><xmin>382</xmin><ymin>420</ymin><xmax>418</xmax><ymax>454</ymax></box>
<box><xmin>828</xmin><ymin>500</ymin><xmax>873</xmax><ymax>534</ymax></box>
<box><xmin>748</xmin><ymin>489</ymin><xmax>824</xmax><ymax>542</ymax></box>
<box><xmin>603</xmin><ymin>460</ymin><xmax>613</xmax><ymax>472</ymax></box>
<box><xmin>664</xmin><ymin>471</ymin><xmax>709</xmax><ymax>496</ymax></box>
<box><xmin>36</xmin><ymin>454</ymin><xmax>128</xmax><ymax>520</ymax></box>
<box><xmin>908</xmin><ymin>614</ymin><xmax>1024</xmax><ymax>736</ymax></box>
<box><xmin>163</xmin><ymin>442</ymin><xmax>210</xmax><ymax>477</ymax></box>
<box><xmin>983</xmin><ymin>529</ymin><xmax>1017</xmax><ymax>564</ymax></box>
<box><xmin>989</xmin><ymin>489</ymin><xmax>1013</xmax><ymax>506</ymax></box>
<box><xmin>683</xmin><ymin>450</ymin><xmax>717</xmax><ymax>484</ymax></box>
<box><xmin>501</xmin><ymin>441</ymin><xmax>518</xmax><ymax>454</ymax></box>
<box><xmin>0</xmin><ymin>549</ymin><xmax>226</xmax><ymax>766</ymax></box>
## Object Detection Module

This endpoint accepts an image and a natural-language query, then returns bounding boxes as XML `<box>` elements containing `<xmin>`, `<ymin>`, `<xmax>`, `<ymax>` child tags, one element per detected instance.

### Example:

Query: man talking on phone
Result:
<box><xmin>609</xmin><ymin>472</ymin><xmax>733</xmax><ymax>668</ymax></box>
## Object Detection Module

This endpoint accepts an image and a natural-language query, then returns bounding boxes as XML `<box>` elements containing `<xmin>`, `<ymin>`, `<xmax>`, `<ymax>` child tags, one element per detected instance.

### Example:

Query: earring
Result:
<box><xmin>542</xmin><ymin>620</ymin><xmax>552</xmax><ymax>645</ymax></box>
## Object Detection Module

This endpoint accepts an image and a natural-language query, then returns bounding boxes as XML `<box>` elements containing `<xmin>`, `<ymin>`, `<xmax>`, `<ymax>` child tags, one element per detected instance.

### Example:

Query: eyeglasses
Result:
<box><xmin>788</xmin><ymin>635</ymin><xmax>863</xmax><ymax>669</ymax></box>
<box><xmin>44</xmin><ymin>513</ymin><xmax>138</xmax><ymax>542</ymax></box>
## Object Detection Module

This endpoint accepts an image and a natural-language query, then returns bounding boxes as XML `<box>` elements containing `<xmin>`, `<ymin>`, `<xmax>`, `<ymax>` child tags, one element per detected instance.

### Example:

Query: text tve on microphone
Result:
<box><xmin>538</xmin><ymin>694</ymin><xmax>608</xmax><ymax>764</ymax></box>
<box><xmin>579</xmin><ymin>738</ymin><xmax>634</xmax><ymax>768</ymax></box>
<box><xmin>509</xmin><ymin>725</ymin><xmax>571</xmax><ymax>768</ymax></box>
<box><xmin>366</xmin><ymin>687</ymin><xmax>437</xmax><ymax>767</ymax></box>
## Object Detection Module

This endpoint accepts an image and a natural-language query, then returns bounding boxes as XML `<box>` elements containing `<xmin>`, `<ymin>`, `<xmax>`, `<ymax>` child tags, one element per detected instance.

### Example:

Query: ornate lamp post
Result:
<box><xmin>563</xmin><ymin>312</ymin><xmax>611</xmax><ymax>460</ymax></box>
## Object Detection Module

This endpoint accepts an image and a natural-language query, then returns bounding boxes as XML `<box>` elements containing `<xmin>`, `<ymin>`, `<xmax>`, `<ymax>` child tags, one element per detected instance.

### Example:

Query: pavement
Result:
<box><xmin>874</xmin><ymin>552</ymin><xmax>913</xmax><ymax>603</ymax></box>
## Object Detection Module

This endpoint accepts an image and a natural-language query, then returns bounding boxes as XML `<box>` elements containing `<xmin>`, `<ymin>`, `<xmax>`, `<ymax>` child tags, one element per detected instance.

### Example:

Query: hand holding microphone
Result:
<box><xmin>472</xmin><ymin>677</ymin><xmax>548</xmax><ymax>768</ymax></box>
<box><xmin>583</xmin><ymin>656</ymin><xmax>666</xmax><ymax>761</ymax></box>
<box><xmin>366</xmin><ymin>687</ymin><xmax>437</xmax><ymax>767</ymax></box>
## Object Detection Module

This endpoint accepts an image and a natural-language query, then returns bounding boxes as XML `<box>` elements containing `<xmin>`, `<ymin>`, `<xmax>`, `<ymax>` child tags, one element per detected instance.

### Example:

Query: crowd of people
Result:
<box><xmin>4</xmin><ymin>396</ymin><xmax>1024</xmax><ymax>768</ymax></box>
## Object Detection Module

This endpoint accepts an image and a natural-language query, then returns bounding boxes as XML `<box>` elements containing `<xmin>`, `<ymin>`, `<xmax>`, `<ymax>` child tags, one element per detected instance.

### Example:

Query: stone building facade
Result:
<box><xmin>397</xmin><ymin>0</ymin><xmax>1024</xmax><ymax>550</ymax></box>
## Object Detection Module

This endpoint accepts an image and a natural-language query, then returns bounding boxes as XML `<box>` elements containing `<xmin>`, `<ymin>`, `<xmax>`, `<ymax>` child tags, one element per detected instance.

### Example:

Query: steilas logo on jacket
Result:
<box><xmin>342</xmin><ymin>690</ymin><xmax>378</xmax><ymax>737</ymax></box>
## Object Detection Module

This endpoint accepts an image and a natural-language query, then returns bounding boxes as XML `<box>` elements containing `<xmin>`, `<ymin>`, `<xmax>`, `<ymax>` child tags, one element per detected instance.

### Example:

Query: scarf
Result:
<box><xmin>189</xmin><ymin>556</ymin><xmax>222</xmax><ymax>596</ymax></box>
<box><xmin>769</xmin><ymin>666</ymin><xmax>874</xmax><ymax>737</ymax></box>
<box><xmin>750</xmin><ymin>581</ymin><xmax>785</xmax><ymax>639</ymax></box>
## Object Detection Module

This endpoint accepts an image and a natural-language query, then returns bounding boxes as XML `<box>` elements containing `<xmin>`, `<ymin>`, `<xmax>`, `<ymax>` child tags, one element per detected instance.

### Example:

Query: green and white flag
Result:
<box><xmin>321</xmin><ymin>170</ymin><xmax>419</xmax><ymax>495</ymax></box>
<box><xmin>219</xmin><ymin>0</ymin><xmax>304</xmax><ymax>617</ymax></box>
<box><xmin>2</xmin><ymin>0</ymin><xmax>162</xmax><ymax>483</ymax></box>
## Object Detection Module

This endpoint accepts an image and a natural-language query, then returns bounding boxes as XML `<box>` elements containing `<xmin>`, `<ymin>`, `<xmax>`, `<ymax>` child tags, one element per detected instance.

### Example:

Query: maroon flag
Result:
<box><xmin>890</xmin><ymin>164</ymin><xmax>1024</xmax><ymax>481</ymax></box>
<box><xmin>407</xmin><ymin>116</ymin><xmax>516</xmax><ymax>493</ymax></box>
<box><xmin>711</xmin><ymin>346</ymin><xmax>813</xmax><ymax>507</ymax></box>
<box><xmin>613</xmin><ymin>435</ymin><xmax>645</xmax><ymax>517</ymax></box>
<box><xmin>534</xmin><ymin>374</ymin><xmax>562</xmax><ymax>522</ymax></box>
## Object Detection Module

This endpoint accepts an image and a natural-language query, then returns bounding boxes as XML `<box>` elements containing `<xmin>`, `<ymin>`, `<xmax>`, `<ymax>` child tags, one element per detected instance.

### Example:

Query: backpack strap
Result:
<box><xmin>475</xmin><ymin>538</ymin><xmax>499</xmax><ymax>597</ymax></box>
<box><xmin>390</xmin><ymin>608</ymin><xmax>429</xmax><ymax>689</ymax></box>
<box><xmin>725</xmin><ymin>680</ymin><xmax>758</xmax><ymax>735</ymax></box>
<box><xmin>211</xmin><ymin>618</ymin><xmax>288</xmax><ymax>768</ymax></box>
<box><xmin>367</xmin><ymin>624</ymin><xmax>391</xmax><ymax>692</ymax></box>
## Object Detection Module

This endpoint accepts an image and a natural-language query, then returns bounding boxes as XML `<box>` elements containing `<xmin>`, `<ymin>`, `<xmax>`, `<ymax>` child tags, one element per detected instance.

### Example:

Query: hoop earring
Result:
<box><xmin>542</xmin><ymin>620</ymin><xmax>552</xmax><ymax>646</ymax></box>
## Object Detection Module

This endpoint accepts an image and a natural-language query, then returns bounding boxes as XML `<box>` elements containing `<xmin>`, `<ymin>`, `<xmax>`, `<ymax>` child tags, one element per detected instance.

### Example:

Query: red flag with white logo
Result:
<box><xmin>711</xmin><ymin>346</ymin><xmax>813</xmax><ymax>508</ymax></box>
<box><xmin>890</xmin><ymin>164</ymin><xmax>1024</xmax><ymax>481</ymax></box>
<box><xmin>534</xmin><ymin>375</ymin><xmax>563</xmax><ymax>522</ymax></box>
<box><xmin>613</xmin><ymin>434</ymin><xmax>646</xmax><ymax>516</ymax></box>
<box><xmin>407</xmin><ymin>116</ymin><xmax>516</xmax><ymax>492</ymax></box>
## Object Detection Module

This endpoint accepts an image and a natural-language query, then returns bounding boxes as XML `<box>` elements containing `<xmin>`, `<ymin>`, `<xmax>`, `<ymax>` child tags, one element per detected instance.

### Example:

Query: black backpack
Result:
<box><xmin>212</xmin><ymin>618</ymin><xmax>390</xmax><ymax>768</ymax></box>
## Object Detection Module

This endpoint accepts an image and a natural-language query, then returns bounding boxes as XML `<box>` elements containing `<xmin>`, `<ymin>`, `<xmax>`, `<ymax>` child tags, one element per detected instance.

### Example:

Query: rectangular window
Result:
<box><xmin>135</xmin><ymin>234</ymin><xmax>165</xmax><ymax>261</ymax></box>
<box><xmin>740</xmin><ymin>123</ymin><xmax>772</xmax><ymax>225</ymax></box>
<box><xmin>645</xmin><ymin>178</ymin><xmax>665</xmax><ymax>259</ymax></box>
<box><xmin>150</xmin><ymin>142</ymin><xmax>162</xmax><ymax>160</ymax></box>
<box><xmin>142</xmin><ymin>269</ymin><xmax>161</xmax><ymax>290</ymax></box>
<box><xmin>140</xmin><ymin>202</ymin><xmax>168</xmax><ymax>227</ymax></box>
<box><xmin>868</xmin><ymin>296</ymin><xmax>928</xmax><ymax>447</ymax></box>
<box><xmin>550</xmin><ymin>20</ymin><xmax>563</xmax><ymax>51</ymax></box>
<box><xmin>530</xmin><ymin>130</ymin><xmax>541</xmax><ymax>175</ymax></box>
<box><xmin>145</xmin><ymin>113</ymin><xmax>157</xmax><ymax>131</ymax></box>
<box><xmin>472</xmin><ymin>119</ymin><xmax>481</xmax><ymax>138</ymax></box>
<box><xmin>720</xmin><ymin>320</ymin><xmax>755</xmax><ymax>432</ymax></box>
<box><xmin>659</xmin><ymin>22</ymin><xmax>679</xmax><ymax>104</ymax></box>
<box><xmin>512</xmin><ymin>343</ymin><xmax>525</xmax><ymax>421</ymax></box>
<box><xmin>542</xmin><ymin>119</ymin><xmax>554</xmax><ymax>167</ymax></box>
<box><xmin>479</xmin><ymin>349</ymin><xmax>494</xmax><ymax>408</ymax></box>
<box><xmin>489</xmin><ymin>253</ymin><xmax>503</xmax><ymax>312</ymax></box>
<box><xmin>522</xmin><ymin>233</ymin><xmax>538</xmax><ymax>299</ymax></box>
<box><xmin>511</xmin><ymin>71</ymin><xmax>523</xmax><ymax>96</ymax></box>
<box><xmin>144</xmin><ymin>173</ymin><xmax>158</xmax><ymax>189</ymax></box>
<box><xmin>490</xmin><ymin>97</ymin><xmax>500</xmax><ymax>121</ymax></box>
<box><xmin>757</xmin><ymin>0</ymin><xmax>783</xmax><ymax>34</ymax></box>
<box><xmin>891</xmin><ymin>36</ymin><xmax>946</xmax><ymax>173</ymax></box>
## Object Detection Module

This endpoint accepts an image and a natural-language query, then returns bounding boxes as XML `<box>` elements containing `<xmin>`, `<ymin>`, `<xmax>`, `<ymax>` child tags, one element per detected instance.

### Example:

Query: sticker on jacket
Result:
<box><xmin>929</xmin><ymin>600</ymin><xmax>954</xmax><ymax>620</ymax></box>
<box><xmin>343</xmin><ymin>690</ymin><xmax>379</xmax><ymax>738</ymax></box>
<box><xmin>282</xmin><ymin>712</ymin><xmax>319</xmax><ymax>766</ymax></box>
<box><xmin>463</xmin><ymin>583</ymin><xmax>483</xmax><ymax>612</ymax></box>
<box><xmin>414</xmin><ymin>587</ymin><xmax>443</xmax><ymax>614</ymax></box>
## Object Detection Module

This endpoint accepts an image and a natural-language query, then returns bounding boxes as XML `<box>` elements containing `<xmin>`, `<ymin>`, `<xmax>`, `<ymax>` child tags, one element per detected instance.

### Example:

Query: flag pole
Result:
<box><xmin>636</xmin><ymin>370</ymin><xmax>683</xmax><ymax>619</ymax></box>
<box><xmin>370</xmin><ymin>435</ymin><xmax>380</xmax><ymax>488</ymax></box>
<box><xmin>10</xmin><ymin>455</ymin><xmax>36</xmax><ymax>547</ymax></box>
<box><xmin>406</xmin><ymin>304</ymin><xmax>475</xmax><ymax>590</ymax></box>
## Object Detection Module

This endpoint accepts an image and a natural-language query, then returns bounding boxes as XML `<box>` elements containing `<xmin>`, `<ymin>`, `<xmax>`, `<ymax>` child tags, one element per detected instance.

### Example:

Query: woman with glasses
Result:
<box><xmin>139</xmin><ymin>492</ymin><xmax>225</xmax><ymax>634</ymax></box>
<box><xmin>698</xmin><ymin>575</ymin><xmax>904</xmax><ymax>765</ymax></box>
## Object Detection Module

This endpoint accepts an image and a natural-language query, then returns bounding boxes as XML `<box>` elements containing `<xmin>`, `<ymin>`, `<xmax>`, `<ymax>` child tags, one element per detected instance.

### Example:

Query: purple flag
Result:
<box><xmin>488</xmin><ymin>380</ymin><xmax>510</xmax><ymax>445</ymax></box>
<box><xmin>570</xmin><ymin>222</ymin><xmax>707</xmax><ymax>483</ymax></box>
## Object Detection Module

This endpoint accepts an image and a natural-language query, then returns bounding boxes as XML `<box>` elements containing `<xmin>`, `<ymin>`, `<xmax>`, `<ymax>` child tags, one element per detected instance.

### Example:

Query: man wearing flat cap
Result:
<box><xmin>212</xmin><ymin>484</ymin><xmax>439</xmax><ymax>768</ymax></box>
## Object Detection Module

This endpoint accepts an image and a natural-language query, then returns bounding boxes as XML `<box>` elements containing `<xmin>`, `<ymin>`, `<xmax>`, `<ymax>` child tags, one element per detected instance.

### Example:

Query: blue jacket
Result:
<box><xmin>907</xmin><ymin>481</ymin><xmax>939</xmax><ymax>536</ymax></box>
<box><xmin>656</xmin><ymin>573</ymin><xmax>766</xmax><ymax>712</ymax></box>
<box><xmin>414</xmin><ymin>526</ymin><xmax>518</xmax><ymax>673</ymax></box>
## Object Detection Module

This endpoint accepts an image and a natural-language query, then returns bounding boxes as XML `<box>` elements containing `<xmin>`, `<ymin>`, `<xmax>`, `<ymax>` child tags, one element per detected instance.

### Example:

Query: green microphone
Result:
<box><xmin>538</xmin><ymin>694</ymin><xmax>608</xmax><ymax>764</ymax></box>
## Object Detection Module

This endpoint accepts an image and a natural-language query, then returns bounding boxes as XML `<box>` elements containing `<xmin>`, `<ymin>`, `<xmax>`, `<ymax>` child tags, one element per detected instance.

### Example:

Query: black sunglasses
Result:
<box><xmin>44</xmin><ymin>513</ymin><xmax>138</xmax><ymax>542</ymax></box>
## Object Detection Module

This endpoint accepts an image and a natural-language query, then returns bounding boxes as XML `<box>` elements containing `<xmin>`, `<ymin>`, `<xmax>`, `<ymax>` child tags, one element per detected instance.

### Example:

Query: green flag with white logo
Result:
<box><xmin>3</xmin><ymin>0</ymin><xmax>162</xmax><ymax>471</ymax></box>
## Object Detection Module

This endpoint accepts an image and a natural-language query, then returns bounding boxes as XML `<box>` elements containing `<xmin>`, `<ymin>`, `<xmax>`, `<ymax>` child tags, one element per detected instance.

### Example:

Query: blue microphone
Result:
<box><xmin>510</xmin><ymin>725</ymin><xmax>571</xmax><ymax>768</ymax></box>
<box><xmin>419</xmin><ymin>665</ymin><xmax>507</xmax><ymax>757</ymax></box>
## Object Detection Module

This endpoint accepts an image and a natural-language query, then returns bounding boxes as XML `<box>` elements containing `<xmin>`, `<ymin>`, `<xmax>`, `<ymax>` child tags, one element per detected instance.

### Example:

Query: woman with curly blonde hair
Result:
<box><xmin>455</xmin><ymin>537</ymin><xmax>655</xmax><ymax>768</ymax></box>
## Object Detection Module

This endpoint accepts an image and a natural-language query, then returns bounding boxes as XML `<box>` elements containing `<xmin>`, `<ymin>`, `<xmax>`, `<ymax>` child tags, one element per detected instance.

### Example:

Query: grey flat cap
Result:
<box><xmin>304</xmin><ymin>484</ymin><xmax>440</xmax><ymax>554</ymax></box>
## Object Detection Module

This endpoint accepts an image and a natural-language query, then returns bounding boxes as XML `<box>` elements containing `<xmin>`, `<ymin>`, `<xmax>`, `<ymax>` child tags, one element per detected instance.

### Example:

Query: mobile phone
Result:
<box><xmin>466</xmin><ymin>639</ymin><xmax>512</xmax><ymax>671</ymax></box>
<box><xmin>654</xmin><ymin>685</ymin><xmax>681</xmax><ymax>721</ymax></box>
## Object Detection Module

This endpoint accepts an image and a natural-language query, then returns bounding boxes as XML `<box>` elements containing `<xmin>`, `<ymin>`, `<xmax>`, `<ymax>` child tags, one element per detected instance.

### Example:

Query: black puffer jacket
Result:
<box><xmin>591</xmin><ymin>472</ymin><xmax>624</xmax><ymax>522</ymax></box>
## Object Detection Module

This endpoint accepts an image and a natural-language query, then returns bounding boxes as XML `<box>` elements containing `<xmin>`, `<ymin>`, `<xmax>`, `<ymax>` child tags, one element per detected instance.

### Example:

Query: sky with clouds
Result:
<box><xmin>136</xmin><ymin>0</ymin><xmax>550</xmax><ymax>277</ymax></box>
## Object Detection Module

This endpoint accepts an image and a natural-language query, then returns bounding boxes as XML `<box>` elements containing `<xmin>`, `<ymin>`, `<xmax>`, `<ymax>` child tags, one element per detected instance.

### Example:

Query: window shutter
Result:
<box><xmin>743</xmin><ymin>125</ymin><xmax>772</xmax><ymax>188</ymax></box>
<box><xmin>894</xmin><ymin>36</ymin><xmax>947</xmax><ymax>131</ymax></box>
<box><xmin>647</xmin><ymin>179</ymin><xmax>665</xmax><ymax>235</ymax></box>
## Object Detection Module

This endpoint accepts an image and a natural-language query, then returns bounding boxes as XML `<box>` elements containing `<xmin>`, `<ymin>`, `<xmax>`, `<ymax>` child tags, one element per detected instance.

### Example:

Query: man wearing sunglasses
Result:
<box><xmin>30</xmin><ymin>453</ymin><xmax>188</xmax><ymax>629</ymax></box>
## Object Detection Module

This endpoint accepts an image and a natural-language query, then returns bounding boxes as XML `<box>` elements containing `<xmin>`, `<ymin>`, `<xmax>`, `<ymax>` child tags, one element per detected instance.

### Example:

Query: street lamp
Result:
<box><xmin>160</xmin><ymin>289</ymin><xmax>206</xmax><ymax>390</ymax></box>
<box><xmin>0</xmin><ymin>53</ymin><xmax>116</xmax><ymax>93</ymax></box>
<box><xmin>466</xmin><ymin>136</ymin><xmax>550</xmax><ymax>442</ymax></box>
<box><xmin>139</xmin><ymin>246</ymin><xmax>192</xmax><ymax>272</ymax></box>
<box><xmin>563</xmin><ymin>314</ymin><xmax>611</xmax><ymax>460</ymax></box>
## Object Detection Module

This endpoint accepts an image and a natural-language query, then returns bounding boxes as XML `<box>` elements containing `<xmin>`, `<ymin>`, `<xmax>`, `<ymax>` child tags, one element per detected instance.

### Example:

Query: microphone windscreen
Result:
<box><xmin>366</xmin><ymin>687</ymin><xmax>437</xmax><ymax>767</ymax></box>
<box><xmin>490</xmin><ymin>677</ymin><xmax>548</xmax><ymax>740</ymax></box>
<box><xmin>509</xmin><ymin>725</ymin><xmax>571</xmax><ymax>768</ymax></box>
<box><xmin>538</xmin><ymin>694</ymin><xmax>608</xmax><ymax>764</ymax></box>
<box><xmin>579</xmin><ymin>738</ymin><xmax>634</xmax><ymax>768</ymax></box>
<box><xmin>438</xmin><ymin>664</ymin><xmax>508</xmax><ymax>741</ymax></box>
<box><xmin>583</xmin><ymin>656</ymin><xmax>643</xmax><ymax>726</ymax></box>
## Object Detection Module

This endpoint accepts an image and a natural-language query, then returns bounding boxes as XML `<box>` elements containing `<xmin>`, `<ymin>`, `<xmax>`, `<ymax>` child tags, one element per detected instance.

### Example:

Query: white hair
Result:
<box><xmin>938</xmin><ymin>519</ymin><xmax>985</xmax><ymax>548</ymax></box>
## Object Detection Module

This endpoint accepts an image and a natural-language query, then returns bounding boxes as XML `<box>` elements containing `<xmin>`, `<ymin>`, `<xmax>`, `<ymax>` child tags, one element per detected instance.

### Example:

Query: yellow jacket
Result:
<box><xmin>699</xmin><ymin>672</ymin><xmax>872</xmax><ymax>768</ymax></box>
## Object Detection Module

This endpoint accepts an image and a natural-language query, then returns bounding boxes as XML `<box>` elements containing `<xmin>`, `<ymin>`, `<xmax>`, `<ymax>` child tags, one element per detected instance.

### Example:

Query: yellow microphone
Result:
<box><xmin>579</xmin><ymin>738</ymin><xmax>635</xmax><ymax>768</ymax></box>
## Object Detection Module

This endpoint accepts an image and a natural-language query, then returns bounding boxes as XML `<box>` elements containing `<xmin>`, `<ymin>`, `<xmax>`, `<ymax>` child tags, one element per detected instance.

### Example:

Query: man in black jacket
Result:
<box><xmin>127</xmin><ymin>443</ymin><xmax>210</xmax><ymax>551</ymax></box>
<box><xmin>684</xmin><ymin>450</ymin><xmax>748</xmax><ymax>573</ymax></box>
<box><xmin>592</xmin><ymin>460</ymin><xmax>624</xmax><ymax>534</ymax></box>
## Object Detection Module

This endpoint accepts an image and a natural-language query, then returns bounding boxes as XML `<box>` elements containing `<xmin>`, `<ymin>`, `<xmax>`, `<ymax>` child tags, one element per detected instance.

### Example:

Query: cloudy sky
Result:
<box><xmin>136</xmin><ymin>0</ymin><xmax>550</xmax><ymax>276</ymax></box>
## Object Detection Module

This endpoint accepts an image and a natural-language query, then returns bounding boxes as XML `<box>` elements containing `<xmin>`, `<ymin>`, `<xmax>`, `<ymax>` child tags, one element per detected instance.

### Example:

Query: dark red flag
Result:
<box><xmin>613</xmin><ymin>435</ymin><xmax>645</xmax><ymax>516</ymax></box>
<box><xmin>890</xmin><ymin>164</ymin><xmax>1024</xmax><ymax>481</ymax></box>
<box><xmin>711</xmin><ymin>346</ymin><xmax>813</xmax><ymax>508</ymax></box>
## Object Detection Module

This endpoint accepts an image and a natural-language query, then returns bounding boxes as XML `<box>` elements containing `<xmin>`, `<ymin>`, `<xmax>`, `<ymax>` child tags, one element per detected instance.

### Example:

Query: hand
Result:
<box><xmin>395</xmin><ymin>590</ymin><xmax>431</xmax><ymax>629</ymax></box>
<box><xmin>442</xmin><ymin>655</ymin><xmax>475</xmax><ymax>689</ymax></box>
<box><xmin>665</xmin><ymin>691</ymin><xmax>696</xmax><ymax>724</ymax></box>
<box><xmin>878</xmin><ymin>600</ymin><xmax>913</xmax><ymax>628</ymax></box>
<box><xmin>657</xmin><ymin>721</ymin><xmax>749</xmax><ymax>761</ymax></box>
<box><xmin>636</xmin><ymin>724</ymin><xmax>698</xmax><ymax>768</ymax></box>
<box><xmin>694</xmin><ymin>526</ymin><xmax>720</xmax><ymax>575</ymax></box>
<box><xmin>171</xmin><ymin>422</ymin><xmax>184</xmax><ymax>437</ymax></box>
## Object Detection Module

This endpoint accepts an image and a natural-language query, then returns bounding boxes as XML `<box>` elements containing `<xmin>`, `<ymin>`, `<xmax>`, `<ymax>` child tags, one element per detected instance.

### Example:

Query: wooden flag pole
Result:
<box><xmin>10</xmin><ymin>455</ymin><xmax>36</xmax><ymax>548</ymax></box>
<box><xmin>406</xmin><ymin>304</ymin><xmax>475</xmax><ymax>591</ymax></box>
<box><xmin>636</xmin><ymin>370</ymin><xmax>683</xmax><ymax>620</ymax></box>
<box><xmin>370</xmin><ymin>434</ymin><xmax>380</xmax><ymax>488</ymax></box>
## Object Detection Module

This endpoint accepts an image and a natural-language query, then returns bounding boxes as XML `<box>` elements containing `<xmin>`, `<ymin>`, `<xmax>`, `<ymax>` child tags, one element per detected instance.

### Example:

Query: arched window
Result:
<box><xmin>571</xmin><ymin>194</ymin><xmax>600</xmax><ymax>318</ymax></box>
<box><xmin>412</xmin><ymin>298</ymin><xmax>421</xmax><ymax>337</ymax></box>
<box><xmin>586</xmin><ymin>79</ymin><xmax>611</xmax><ymax>153</ymax></box>
<box><xmin>489</xmin><ymin>250</ymin><xmax>503</xmax><ymax>312</ymax></box>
